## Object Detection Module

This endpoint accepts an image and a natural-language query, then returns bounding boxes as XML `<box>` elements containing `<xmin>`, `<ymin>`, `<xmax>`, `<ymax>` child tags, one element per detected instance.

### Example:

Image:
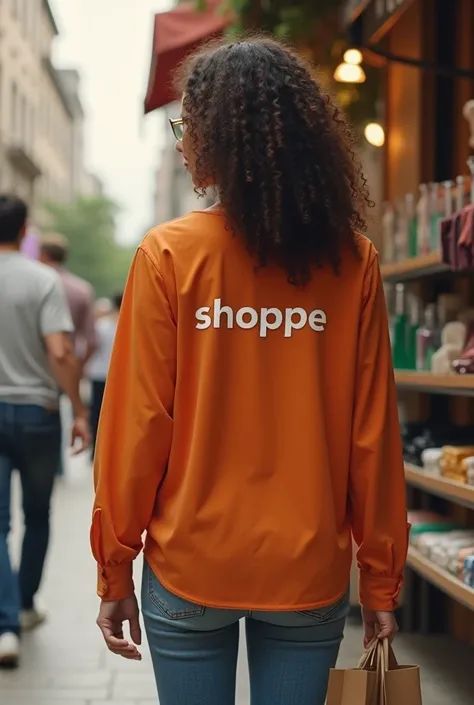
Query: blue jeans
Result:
<box><xmin>0</xmin><ymin>403</ymin><xmax>61</xmax><ymax>635</ymax></box>
<box><xmin>142</xmin><ymin>561</ymin><xmax>348</xmax><ymax>705</ymax></box>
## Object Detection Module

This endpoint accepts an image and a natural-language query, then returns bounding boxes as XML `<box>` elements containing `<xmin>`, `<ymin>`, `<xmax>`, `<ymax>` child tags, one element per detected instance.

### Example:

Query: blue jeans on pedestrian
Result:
<box><xmin>0</xmin><ymin>403</ymin><xmax>61</xmax><ymax>636</ymax></box>
<box><xmin>141</xmin><ymin>561</ymin><xmax>348</xmax><ymax>705</ymax></box>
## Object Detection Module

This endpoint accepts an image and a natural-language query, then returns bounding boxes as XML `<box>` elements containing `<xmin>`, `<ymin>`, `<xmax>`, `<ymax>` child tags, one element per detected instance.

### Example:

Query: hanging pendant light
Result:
<box><xmin>334</xmin><ymin>49</ymin><xmax>366</xmax><ymax>84</ymax></box>
<box><xmin>364</xmin><ymin>122</ymin><xmax>385</xmax><ymax>147</ymax></box>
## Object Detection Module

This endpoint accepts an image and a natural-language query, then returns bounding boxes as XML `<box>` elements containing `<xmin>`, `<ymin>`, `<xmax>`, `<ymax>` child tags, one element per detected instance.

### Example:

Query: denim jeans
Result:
<box><xmin>0</xmin><ymin>403</ymin><xmax>61</xmax><ymax>635</ymax></box>
<box><xmin>141</xmin><ymin>561</ymin><xmax>348</xmax><ymax>705</ymax></box>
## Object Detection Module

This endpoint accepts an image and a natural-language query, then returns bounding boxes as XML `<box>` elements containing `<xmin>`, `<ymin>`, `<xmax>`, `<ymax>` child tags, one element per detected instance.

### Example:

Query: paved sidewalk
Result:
<box><xmin>1</xmin><ymin>453</ymin><xmax>473</xmax><ymax>704</ymax></box>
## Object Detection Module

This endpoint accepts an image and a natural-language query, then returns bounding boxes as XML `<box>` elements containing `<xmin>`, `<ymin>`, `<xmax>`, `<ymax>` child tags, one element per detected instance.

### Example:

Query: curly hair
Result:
<box><xmin>177</xmin><ymin>35</ymin><xmax>372</xmax><ymax>285</ymax></box>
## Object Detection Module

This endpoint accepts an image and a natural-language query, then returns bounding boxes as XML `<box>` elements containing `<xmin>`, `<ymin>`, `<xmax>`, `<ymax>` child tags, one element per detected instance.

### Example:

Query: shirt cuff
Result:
<box><xmin>97</xmin><ymin>563</ymin><xmax>134</xmax><ymax>601</ymax></box>
<box><xmin>359</xmin><ymin>573</ymin><xmax>403</xmax><ymax>611</ymax></box>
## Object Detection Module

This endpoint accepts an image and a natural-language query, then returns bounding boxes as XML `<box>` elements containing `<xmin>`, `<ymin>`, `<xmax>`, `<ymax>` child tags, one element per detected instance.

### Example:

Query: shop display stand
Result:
<box><xmin>383</xmin><ymin>253</ymin><xmax>474</xmax><ymax>643</ymax></box>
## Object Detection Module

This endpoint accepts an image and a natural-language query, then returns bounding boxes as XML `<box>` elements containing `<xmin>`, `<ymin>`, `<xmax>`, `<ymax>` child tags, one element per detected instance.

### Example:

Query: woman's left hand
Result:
<box><xmin>97</xmin><ymin>595</ymin><xmax>142</xmax><ymax>660</ymax></box>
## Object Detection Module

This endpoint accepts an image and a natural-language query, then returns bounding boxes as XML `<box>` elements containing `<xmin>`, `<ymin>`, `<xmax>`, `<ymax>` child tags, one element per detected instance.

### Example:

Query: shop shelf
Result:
<box><xmin>380</xmin><ymin>252</ymin><xmax>448</xmax><ymax>282</ymax></box>
<box><xmin>407</xmin><ymin>547</ymin><xmax>474</xmax><ymax>611</ymax></box>
<box><xmin>395</xmin><ymin>371</ymin><xmax>474</xmax><ymax>396</ymax></box>
<box><xmin>405</xmin><ymin>463</ymin><xmax>474</xmax><ymax>510</ymax></box>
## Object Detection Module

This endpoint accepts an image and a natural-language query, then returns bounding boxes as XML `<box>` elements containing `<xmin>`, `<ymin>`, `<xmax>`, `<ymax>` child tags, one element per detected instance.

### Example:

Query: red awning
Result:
<box><xmin>144</xmin><ymin>0</ymin><xmax>232</xmax><ymax>114</ymax></box>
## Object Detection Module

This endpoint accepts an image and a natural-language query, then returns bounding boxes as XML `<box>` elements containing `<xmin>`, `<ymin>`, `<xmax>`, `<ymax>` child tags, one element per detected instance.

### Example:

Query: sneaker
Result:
<box><xmin>0</xmin><ymin>633</ymin><xmax>20</xmax><ymax>668</ymax></box>
<box><xmin>20</xmin><ymin>607</ymin><xmax>46</xmax><ymax>632</ymax></box>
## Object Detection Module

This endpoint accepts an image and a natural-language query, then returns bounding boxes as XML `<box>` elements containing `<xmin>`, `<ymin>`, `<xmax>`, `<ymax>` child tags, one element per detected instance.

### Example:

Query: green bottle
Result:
<box><xmin>406</xmin><ymin>295</ymin><xmax>421</xmax><ymax>371</ymax></box>
<box><xmin>406</xmin><ymin>194</ymin><xmax>418</xmax><ymax>258</ymax></box>
<box><xmin>425</xmin><ymin>304</ymin><xmax>441</xmax><ymax>372</ymax></box>
<box><xmin>429</xmin><ymin>182</ymin><xmax>441</xmax><ymax>251</ymax></box>
<box><xmin>392</xmin><ymin>284</ymin><xmax>408</xmax><ymax>370</ymax></box>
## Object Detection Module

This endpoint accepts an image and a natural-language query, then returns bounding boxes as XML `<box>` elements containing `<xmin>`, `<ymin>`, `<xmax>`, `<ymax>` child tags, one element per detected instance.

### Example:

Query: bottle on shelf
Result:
<box><xmin>392</xmin><ymin>283</ymin><xmax>408</xmax><ymax>369</ymax></box>
<box><xmin>393</xmin><ymin>198</ymin><xmax>407</xmax><ymax>261</ymax></box>
<box><xmin>443</xmin><ymin>180</ymin><xmax>454</xmax><ymax>217</ymax></box>
<box><xmin>429</xmin><ymin>182</ymin><xmax>442</xmax><ymax>251</ymax></box>
<box><xmin>406</xmin><ymin>193</ymin><xmax>417</xmax><ymax>257</ymax></box>
<box><xmin>417</xmin><ymin>184</ymin><xmax>430</xmax><ymax>255</ymax></box>
<box><xmin>416</xmin><ymin>303</ymin><xmax>440</xmax><ymax>371</ymax></box>
<box><xmin>407</xmin><ymin>295</ymin><xmax>422</xmax><ymax>370</ymax></box>
<box><xmin>381</xmin><ymin>201</ymin><xmax>395</xmax><ymax>264</ymax></box>
<box><xmin>456</xmin><ymin>175</ymin><xmax>466</xmax><ymax>213</ymax></box>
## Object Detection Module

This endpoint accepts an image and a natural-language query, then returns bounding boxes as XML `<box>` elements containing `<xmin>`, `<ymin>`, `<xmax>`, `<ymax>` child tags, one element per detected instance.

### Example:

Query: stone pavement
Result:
<box><xmin>1</xmin><ymin>452</ymin><xmax>474</xmax><ymax>704</ymax></box>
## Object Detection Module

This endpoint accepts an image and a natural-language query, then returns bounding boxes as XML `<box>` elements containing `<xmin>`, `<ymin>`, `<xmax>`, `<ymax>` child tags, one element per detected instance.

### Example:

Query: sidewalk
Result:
<box><xmin>1</xmin><ymin>454</ymin><xmax>473</xmax><ymax>704</ymax></box>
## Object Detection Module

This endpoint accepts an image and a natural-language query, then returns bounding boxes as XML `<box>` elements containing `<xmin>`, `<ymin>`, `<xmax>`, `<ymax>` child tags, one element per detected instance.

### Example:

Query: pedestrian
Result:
<box><xmin>88</xmin><ymin>293</ymin><xmax>122</xmax><ymax>455</ymax></box>
<box><xmin>92</xmin><ymin>37</ymin><xmax>408</xmax><ymax>705</ymax></box>
<box><xmin>0</xmin><ymin>195</ymin><xmax>90</xmax><ymax>667</ymax></box>
<box><xmin>40</xmin><ymin>234</ymin><xmax>96</xmax><ymax>476</ymax></box>
<box><xmin>40</xmin><ymin>233</ymin><xmax>97</xmax><ymax>373</ymax></box>
<box><xmin>94</xmin><ymin>297</ymin><xmax>113</xmax><ymax>320</ymax></box>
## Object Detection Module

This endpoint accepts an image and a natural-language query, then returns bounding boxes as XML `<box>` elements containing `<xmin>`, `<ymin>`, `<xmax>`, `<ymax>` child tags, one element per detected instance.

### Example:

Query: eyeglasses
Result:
<box><xmin>169</xmin><ymin>118</ymin><xmax>184</xmax><ymax>142</ymax></box>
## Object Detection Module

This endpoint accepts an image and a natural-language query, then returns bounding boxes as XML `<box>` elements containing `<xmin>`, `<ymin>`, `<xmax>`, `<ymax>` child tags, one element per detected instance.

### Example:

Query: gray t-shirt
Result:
<box><xmin>0</xmin><ymin>252</ymin><xmax>74</xmax><ymax>409</ymax></box>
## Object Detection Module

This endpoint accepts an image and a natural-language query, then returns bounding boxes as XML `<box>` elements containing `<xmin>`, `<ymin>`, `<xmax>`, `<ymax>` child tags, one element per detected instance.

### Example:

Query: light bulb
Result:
<box><xmin>364</xmin><ymin>122</ymin><xmax>385</xmax><ymax>147</ymax></box>
<box><xmin>343</xmin><ymin>49</ymin><xmax>363</xmax><ymax>66</ymax></box>
<box><xmin>333</xmin><ymin>62</ymin><xmax>366</xmax><ymax>84</ymax></box>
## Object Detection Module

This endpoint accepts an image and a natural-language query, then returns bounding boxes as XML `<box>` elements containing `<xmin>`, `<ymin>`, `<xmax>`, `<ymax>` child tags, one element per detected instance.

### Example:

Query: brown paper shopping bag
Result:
<box><xmin>326</xmin><ymin>638</ymin><xmax>422</xmax><ymax>705</ymax></box>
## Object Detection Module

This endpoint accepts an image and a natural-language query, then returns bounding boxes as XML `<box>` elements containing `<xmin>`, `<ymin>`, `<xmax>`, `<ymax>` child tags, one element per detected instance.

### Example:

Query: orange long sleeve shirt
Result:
<box><xmin>91</xmin><ymin>211</ymin><xmax>408</xmax><ymax>612</ymax></box>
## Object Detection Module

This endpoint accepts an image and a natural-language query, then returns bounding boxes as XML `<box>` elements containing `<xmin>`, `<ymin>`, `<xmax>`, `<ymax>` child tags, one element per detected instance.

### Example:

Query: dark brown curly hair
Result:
<box><xmin>177</xmin><ymin>35</ymin><xmax>372</xmax><ymax>285</ymax></box>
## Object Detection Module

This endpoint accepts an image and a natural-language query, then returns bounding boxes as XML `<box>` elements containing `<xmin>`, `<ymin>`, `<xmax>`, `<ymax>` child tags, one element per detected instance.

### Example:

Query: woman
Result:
<box><xmin>92</xmin><ymin>37</ymin><xmax>408</xmax><ymax>705</ymax></box>
<box><xmin>87</xmin><ymin>293</ymin><xmax>122</xmax><ymax>455</ymax></box>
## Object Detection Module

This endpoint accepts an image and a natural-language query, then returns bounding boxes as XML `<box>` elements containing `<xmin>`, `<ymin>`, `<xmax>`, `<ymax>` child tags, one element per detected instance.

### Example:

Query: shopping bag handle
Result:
<box><xmin>358</xmin><ymin>638</ymin><xmax>398</xmax><ymax>671</ymax></box>
<box><xmin>377</xmin><ymin>640</ymin><xmax>388</xmax><ymax>705</ymax></box>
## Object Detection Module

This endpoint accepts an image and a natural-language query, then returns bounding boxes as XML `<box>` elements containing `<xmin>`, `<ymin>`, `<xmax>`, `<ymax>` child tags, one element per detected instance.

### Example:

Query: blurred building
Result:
<box><xmin>0</xmin><ymin>0</ymin><xmax>99</xmax><ymax>226</ymax></box>
<box><xmin>56</xmin><ymin>68</ymin><xmax>85</xmax><ymax>198</ymax></box>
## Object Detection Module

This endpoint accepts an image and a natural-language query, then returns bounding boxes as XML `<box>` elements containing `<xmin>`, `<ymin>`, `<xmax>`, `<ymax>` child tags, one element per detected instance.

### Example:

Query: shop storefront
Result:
<box><xmin>344</xmin><ymin>0</ymin><xmax>474</xmax><ymax>645</ymax></box>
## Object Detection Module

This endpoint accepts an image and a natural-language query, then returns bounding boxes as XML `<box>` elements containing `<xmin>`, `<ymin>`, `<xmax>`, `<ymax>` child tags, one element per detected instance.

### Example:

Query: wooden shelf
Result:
<box><xmin>381</xmin><ymin>252</ymin><xmax>448</xmax><ymax>282</ymax></box>
<box><xmin>407</xmin><ymin>547</ymin><xmax>474</xmax><ymax>611</ymax></box>
<box><xmin>395</xmin><ymin>371</ymin><xmax>474</xmax><ymax>396</ymax></box>
<box><xmin>405</xmin><ymin>463</ymin><xmax>474</xmax><ymax>509</ymax></box>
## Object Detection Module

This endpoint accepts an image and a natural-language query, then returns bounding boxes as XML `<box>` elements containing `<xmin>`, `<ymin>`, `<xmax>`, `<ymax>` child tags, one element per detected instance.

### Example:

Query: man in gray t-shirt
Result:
<box><xmin>0</xmin><ymin>252</ymin><xmax>74</xmax><ymax>407</ymax></box>
<box><xmin>0</xmin><ymin>195</ymin><xmax>90</xmax><ymax>667</ymax></box>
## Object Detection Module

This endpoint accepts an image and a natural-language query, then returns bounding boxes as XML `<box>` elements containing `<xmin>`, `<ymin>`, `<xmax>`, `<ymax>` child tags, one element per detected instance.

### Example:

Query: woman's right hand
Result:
<box><xmin>361</xmin><ymin>608</ymin><xmax>398</xmax><ymax>648</ymax></box>
<box><xmin>97</xmin><ymin>595</ymin><xmax>142</xmax><ymax>660</ymax></box>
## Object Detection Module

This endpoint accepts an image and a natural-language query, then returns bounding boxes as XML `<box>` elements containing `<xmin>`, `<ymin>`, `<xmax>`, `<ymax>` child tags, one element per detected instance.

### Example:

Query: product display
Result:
<box><xmin>402</xmin><ymin>424</ymin><xmax>474</xmax><ymax>467</ymax></box>
<box><xmin>408</xmin><ymin>511</ymin><xmax>474</xmax><ymax>589</ymax></box>
<box><xmin>420</xmin><ymin>447</ymin><xmax>442</xmax><ymax>475</ymax></box>
<box><xmin>440</xmin><ymin>172</ymin><xmax>474</xmax><ymax>271</ymax></box>
<box><xmin>387</xmin><ymin>286</ymin><xmax>474</xmax><ymax>374</ymax></box>
<box><xmin>391</xmin><ymin>284</ymin><xmax>408</xmax><ymax>369</ymax></box>
<box><xmin>440</xmin><ymin>446</ymin><xmax>474</xmax><ymax>482</ymax></box>
<box><xmin>381</xmin><ymin>151</ymin><xmax>474</xmax><ymax>656</ymax></box>
<box><xmin>408</xmin><ymin>511</ymin><xmax>460</xmax><ymax>537</ymax></box>
<box><xmin>464</xmin><ymin>555</ymin><xmax>474</xmax><ymax>588</ymax></box>
<box><xmin>464</xmin><ymin>456</ymin><xmax>474</xmax><ymax>486</ymax></box>
<box><xmin>382</xmin><ymin>170</ymin><xmax>474</xmax><ymax>268</ymax></box>
<box><xmin>453</xmin><ymin>321</ymin><xmax>474</xmax><ymax>374</ymax></box>
<box><xmin>431</xmin><ymin>321</ymin><xmax>466</xmax><ymax>375</ymax></box>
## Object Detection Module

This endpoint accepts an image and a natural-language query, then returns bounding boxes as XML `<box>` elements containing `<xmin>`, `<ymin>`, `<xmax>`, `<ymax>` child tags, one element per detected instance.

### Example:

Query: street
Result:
<box><xmin>0</xmin><ymin>450</ymin><xmax>472</xmax><ymax>705</ymax></box>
